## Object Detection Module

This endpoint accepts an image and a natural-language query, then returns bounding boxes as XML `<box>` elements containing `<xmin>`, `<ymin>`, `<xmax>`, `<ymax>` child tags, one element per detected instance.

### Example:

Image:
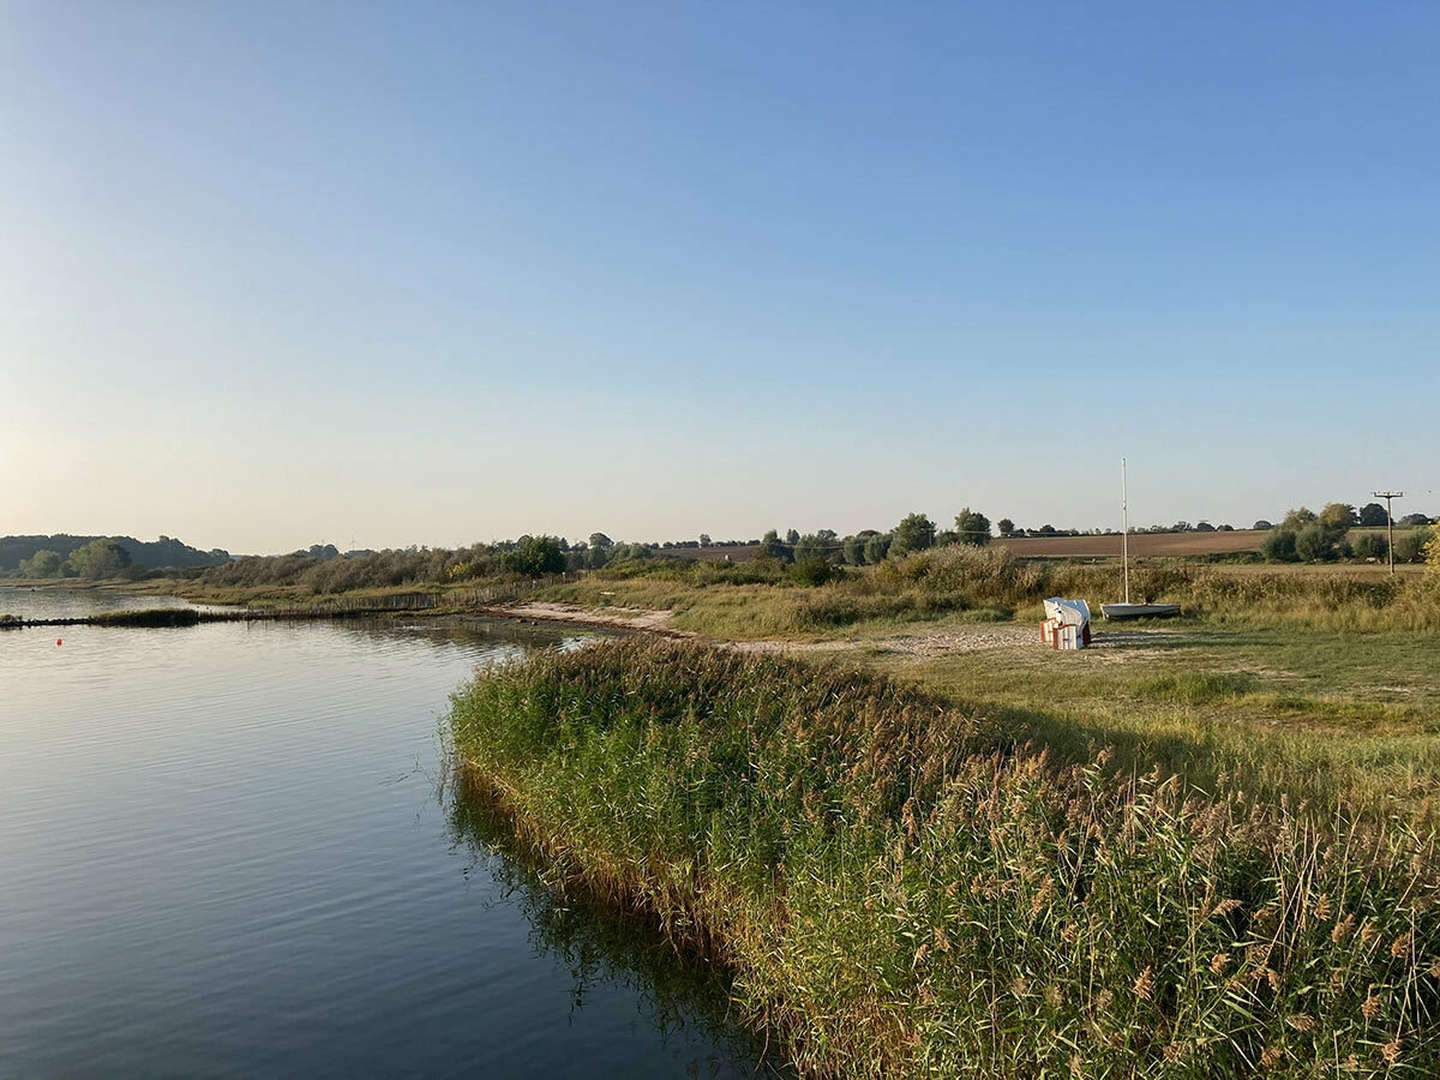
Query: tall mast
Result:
<box><xmin>1121</xmin><ymin>457</ymin><xmax>1131</xmax><ymax>604</ymax></box>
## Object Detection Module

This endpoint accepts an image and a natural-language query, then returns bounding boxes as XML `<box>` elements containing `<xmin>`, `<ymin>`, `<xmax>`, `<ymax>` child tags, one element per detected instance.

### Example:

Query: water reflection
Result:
<box><xmin>446</xmin><ymin>786</ymin><xmax>791</xmax><ymax>1079</ymax></box>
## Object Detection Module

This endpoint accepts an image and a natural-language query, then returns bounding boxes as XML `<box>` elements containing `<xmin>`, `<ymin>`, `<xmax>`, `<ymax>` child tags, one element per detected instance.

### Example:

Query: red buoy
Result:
<box><xmin>56</xmin><ymin>639</ymin><xmax>62</xmax><ymax>646</ymax></box>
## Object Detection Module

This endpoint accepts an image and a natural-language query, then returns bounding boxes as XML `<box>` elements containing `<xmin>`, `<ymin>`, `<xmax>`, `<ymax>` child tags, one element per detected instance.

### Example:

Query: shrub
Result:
<box><xmin>1353</xmin><ymin>532</ymin><xmax>1388</xmax><ymax>561</ymax></box>
<box><xmin>1281</xmin><ymin>507</ymin><xmax>1317</xmax><ymax>531</ymax></box>
<box><xmin>862</xmin><ymin>533</ymin><xmax>891</xmax><ymax>564</ymax></box>
<box><xmin>18</xmin><ymin>549</ymin><xmax>62</xmax><ymax>578</ymax></box>
<box><xmin>789</xmin><ymin>556</ymin><xmax>834</xmax><ymax>586</ymax></box>
<box><xmin>1294</xmin><ymin>524</ymin><xmax>1336</xmax><ymax>562</ymax></box>
<box><xmin>1260</xmin><ymin>529</ymin><xmax>1298</xmax><ymax>562</ymax></box>
<box><xmin>501</xmin><ymin>535</ymin><xmax>566</xmax><ymax>578</ymax></box>
<box><xmin>1395</xmin><ymin>529</ymin><xmax>1429</xmax><ymax>564</ymax></box>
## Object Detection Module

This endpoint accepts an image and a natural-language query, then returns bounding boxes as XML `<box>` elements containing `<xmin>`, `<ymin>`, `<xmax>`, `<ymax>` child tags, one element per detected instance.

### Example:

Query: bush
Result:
<box><xmin>789</xmin><ymin>556</ymin><xmax>835</xmax><ymax>586</ymax></box>
<box><xmin>1294</xmin><ymin>524</ymin><xmax>1336</xmax><ymax>562</ymax></box>
<box><xmin>18</xmin><ymin>549</ymin><xmax>62</xmax><ymax>578</ymax></box>
<box><xmin>1353</xmin><ymin>532</ymin><xmax>1388</xmax><ymax>561</ymax></box>
<box><xmin>1260</xmin><ymin>529</ymin><xmax>1298</xmax><ymax>562</ymax></box>
<box><xmin>862</xmin><ymin>533</ymin><xmax>891</xmax><ymax>564</ymax></box>
<box><xmin>502</xmin><ymin>535</ymin><xmax>567</xmax><ymax>578</ymax></box>
<box><xmin>1394</xmin><ymin>529</ymin><xmax>1429</xmax><ymax>564</ymax></box>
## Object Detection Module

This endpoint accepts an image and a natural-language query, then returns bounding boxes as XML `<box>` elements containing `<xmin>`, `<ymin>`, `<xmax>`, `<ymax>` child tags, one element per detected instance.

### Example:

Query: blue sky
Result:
<box><xmin>3</xmin><ymin>2</ymin><xmax>1436</xmax><ymax>552</ymax></box>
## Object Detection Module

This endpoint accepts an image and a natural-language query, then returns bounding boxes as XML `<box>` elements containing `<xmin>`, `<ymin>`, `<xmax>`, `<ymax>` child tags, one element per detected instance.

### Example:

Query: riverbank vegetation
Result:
<box><xmin>447</xmin><ymin>639</ymin><xmax>1440</xmax><ymax>1078</ymax></box>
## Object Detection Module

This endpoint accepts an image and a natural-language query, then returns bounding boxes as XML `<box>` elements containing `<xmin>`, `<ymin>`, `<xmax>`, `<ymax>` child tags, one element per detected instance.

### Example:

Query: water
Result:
<box><xmin>0</xmin><ymin>589</ymin><xmax>782</xmax><ymax>1079</ymax></box>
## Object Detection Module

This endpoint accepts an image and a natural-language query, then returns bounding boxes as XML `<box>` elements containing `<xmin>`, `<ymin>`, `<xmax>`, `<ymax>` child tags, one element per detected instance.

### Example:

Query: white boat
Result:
<box><xmin>1101</xmin><ymin>602</ymin><xmax>1180</xmax><ymax>619</ymax></box>
<box><xmin>1101</xmin><ymin>458</ymin><xmax>1181</xmax><ymax>621</ymax></box>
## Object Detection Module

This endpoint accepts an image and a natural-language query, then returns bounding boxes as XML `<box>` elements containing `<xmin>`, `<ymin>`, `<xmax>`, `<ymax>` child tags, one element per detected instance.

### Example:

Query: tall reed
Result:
<box><xmin>447</xmin><ymin>639</ymin><xmax>1440</xmax><ymax>1077</ymax></box>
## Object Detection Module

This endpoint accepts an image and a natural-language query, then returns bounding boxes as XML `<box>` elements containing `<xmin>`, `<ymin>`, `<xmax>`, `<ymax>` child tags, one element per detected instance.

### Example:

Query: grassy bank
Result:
<box><xmin>448</xmin><ymin>639</ymin><xmax>1440</xmax><ymax>1078</ymax></box>
<box><xmin>531</xmin><ymin>547</ymin><xmax>1440</xmax><ymax>637</ymax></box>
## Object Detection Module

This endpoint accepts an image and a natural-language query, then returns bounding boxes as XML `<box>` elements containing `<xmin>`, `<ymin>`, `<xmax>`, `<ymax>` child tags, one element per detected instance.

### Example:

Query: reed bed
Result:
<box><xmin>447</xmin><ymin>638</ymin><xmax>1440</xmax><ymax>1078</ymax></box>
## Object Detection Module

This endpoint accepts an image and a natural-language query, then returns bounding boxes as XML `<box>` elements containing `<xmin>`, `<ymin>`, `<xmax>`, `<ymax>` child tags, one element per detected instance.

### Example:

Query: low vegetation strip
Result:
<box><xmin>447</xmin><ymin>639</ymin><xmax>1440</xmax><ymax>1078</ymax></box>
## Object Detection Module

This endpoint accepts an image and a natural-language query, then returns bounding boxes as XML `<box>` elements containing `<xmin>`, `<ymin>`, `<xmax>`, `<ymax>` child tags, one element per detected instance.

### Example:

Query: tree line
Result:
<box><xmin>4</xmin><ymin>534</ymin><xmax>231</xmax><ymax>577</ymax></box>
<box><xmin>1260</xmin><ymin>503</ymin><xmax>1434</xmax><ymax>564</ymax></box>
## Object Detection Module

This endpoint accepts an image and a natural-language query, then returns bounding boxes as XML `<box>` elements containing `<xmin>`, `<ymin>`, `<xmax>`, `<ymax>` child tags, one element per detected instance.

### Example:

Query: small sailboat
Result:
<box><xmin>1101</xmin><ymin>458</ymin><xmax>1181</xmax><ymax>620</ymax></box>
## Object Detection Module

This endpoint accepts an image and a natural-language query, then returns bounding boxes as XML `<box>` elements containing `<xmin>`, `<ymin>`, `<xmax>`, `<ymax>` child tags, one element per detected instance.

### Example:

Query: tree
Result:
<box><xmin>501</xmin><ymin>535</ymin><xmax>566</xmax><ymax>577</ymax></box>
<box><xmin>1399</xmin><ymin>513</ymin><xmax>1432</xmax><ymax>528</ymax></box>
<box><xmin>954</xmin><ymin>508</ymin><xmax>991</xmax><ymax>547</ymax></box>
<box><xmin>784</xmin><ymin>528</ymin><xmax>800</xmax><ymax>545</ymax></box>
<box><xmin>1318</xmin><ymin>503</ymin><xmax>1357</xmax><ymax>538</ymax></box>
<box><xmin>863</xmin><ymin>533</ymin><xmax>891</xmax><ymax>564</ymax></box>
<box><xmin>1252</xmin><ymin>520</ymin><xmax>1273</xmax><ymax>531</ymax></box>
<box><xmin>698</xmin><ymin>533</ymin><xmax>711</xmax><ymax>547</ymax></box>
<box><xmin>64</xmin><ymin>539</ymin><xmax>132</xmax><ymax>579</ymax></box>
<box><xmin>1281</xmin><ymin>507</ymin><xmax>1317</xmax><ymax>531</ymax></box>
<box><xmin>760</xmin><ymin>529</ymin><xmax>789</xmax><ymax>560</ymax></box>
<box><xmin>792</xmin><ymin>533</ymin><xmax>834</xmax><ymax>563</ymax></box>
<box><xmin>588</xmin><ymin>532</ymin><xmax>613</xmax><ymax>552</ymax></box>
<box><xmin>1359</xmin><ymin>503</ymin><xmax>1389</xmax><ymax>527</ymax></box>
<box><xmin>1427</xmin><ymin>524</ymin><xmax>1440</xmax><ymax>574</ymax></box>
<box><xmin>997</xmin><ymin>518</ymin><xmax>1015</xmax><ymax>538</ymax></box>
<box><xmin>1194</xmin><ymin>521</ymin><xmax>1215</xmax><ymax>532</ymax></box>
<box><xmin>19</xmin><ymin>549</ymin><xmax>63</xmax><ymax>578</ymax></box>
<box><xmin>1353</xmin><ymin>532</ymin><xmax>1388</xmax><ymax>561</ymax></box>
<box><xmin>890</xmin><ymin>513</ymin><xmax>936</xmax><ymax>556</ymax></box>
<box><xmin>1294</xmin><ymin>524</ymin><xmax>1336</xmax><ymax>562</ymax></box>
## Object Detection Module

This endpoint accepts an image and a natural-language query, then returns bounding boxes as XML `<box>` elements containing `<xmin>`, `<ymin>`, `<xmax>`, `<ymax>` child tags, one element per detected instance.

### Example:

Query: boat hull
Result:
<box><xmin>1101</xmin><ymin>603</ymin><xmax>1181</xmax><ymax>620</ymax></box>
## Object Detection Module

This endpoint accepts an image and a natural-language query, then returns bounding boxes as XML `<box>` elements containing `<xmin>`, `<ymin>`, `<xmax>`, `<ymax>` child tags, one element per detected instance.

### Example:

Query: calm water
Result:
<box><xmin>0</xmin><ymin>589</ymin><xmax>780</xmax><ymax>1079</ymax></box>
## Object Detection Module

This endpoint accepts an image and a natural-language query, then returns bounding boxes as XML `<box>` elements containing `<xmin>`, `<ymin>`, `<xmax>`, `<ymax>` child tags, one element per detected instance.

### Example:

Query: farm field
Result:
<box><xmin>996</xmin><ymin>529</ymin><xmax>1265</xmax><ymax>557</ymax></box>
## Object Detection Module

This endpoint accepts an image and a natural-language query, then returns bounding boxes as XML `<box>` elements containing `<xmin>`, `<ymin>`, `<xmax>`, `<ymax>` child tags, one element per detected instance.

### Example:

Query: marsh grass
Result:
<box><xmin>448</xmin><ymin>639</ymin><xmax>1440</xmax><ymax>1078</ymax></box>
<box><xmin>88</xmin><ymin>608</ymin><xmax>202</xmax><ymax>627</ymax></box>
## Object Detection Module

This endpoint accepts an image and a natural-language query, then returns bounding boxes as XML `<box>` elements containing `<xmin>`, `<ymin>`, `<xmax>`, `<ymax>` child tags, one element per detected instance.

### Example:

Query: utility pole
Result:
<box><xmin>1373</xmin><ymin>491</ymin><xmax>1403</xmax><ymax>575</ymax></box>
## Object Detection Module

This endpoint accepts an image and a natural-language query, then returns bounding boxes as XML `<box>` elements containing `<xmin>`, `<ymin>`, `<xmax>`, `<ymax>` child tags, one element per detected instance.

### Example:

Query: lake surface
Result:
<box><xmin>0</xmin><ymin>589</ymin><xmax>782</xmax><ymax>1078</ymax></box>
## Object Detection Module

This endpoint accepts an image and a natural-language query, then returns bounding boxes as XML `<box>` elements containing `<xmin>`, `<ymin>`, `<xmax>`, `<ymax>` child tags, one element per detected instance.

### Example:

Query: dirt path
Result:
<box><xmin>487</xmin><ymin>601</ymin><xmax>688</xmax><ymax>635</ymax></box>
<box><xmin>491</xmin><ymin>602</ymin><xmax>1172</xmax><ymax>661</ymax></box>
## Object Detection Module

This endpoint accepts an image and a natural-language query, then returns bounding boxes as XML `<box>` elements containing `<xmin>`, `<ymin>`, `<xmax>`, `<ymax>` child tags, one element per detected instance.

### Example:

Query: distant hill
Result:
<box><xmin>0</xmin><ymin>534</ymin><xmax>231</xmax><ymax>572</ymax></box>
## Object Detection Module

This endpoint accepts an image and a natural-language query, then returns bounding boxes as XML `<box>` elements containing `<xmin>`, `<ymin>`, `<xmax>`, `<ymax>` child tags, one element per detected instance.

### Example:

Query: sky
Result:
<box><xmin>3</xmin><ymin>2</ymin><xmax>1437</xmax><ymax>554</ymax></box>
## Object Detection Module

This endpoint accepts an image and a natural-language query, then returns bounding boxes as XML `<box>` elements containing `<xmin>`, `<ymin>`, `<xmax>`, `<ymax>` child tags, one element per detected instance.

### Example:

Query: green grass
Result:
<box><xmin>447</xmin><ymin>639</ymin><xmax>1440</xmax><ymax>1079</ymax></box>
<box><xmin>873</xmin><ymin>625</ymin><xmax>1440</xmax><ymax>818</ymax></box>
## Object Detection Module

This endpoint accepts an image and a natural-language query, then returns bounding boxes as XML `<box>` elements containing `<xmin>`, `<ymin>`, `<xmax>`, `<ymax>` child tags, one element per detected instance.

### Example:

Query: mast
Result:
<box><xmin>1121</xmin><ymin>457</ymin><xmax>1131</xmax><ymax>605</ymax></box>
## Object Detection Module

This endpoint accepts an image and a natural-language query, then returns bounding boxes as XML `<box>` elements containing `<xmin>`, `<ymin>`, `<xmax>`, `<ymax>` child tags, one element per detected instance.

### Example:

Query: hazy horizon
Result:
<box><xmin>5</xmin><ymin>2</ymin><xmax>1436</xmax><ymax>554</ymax></box>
